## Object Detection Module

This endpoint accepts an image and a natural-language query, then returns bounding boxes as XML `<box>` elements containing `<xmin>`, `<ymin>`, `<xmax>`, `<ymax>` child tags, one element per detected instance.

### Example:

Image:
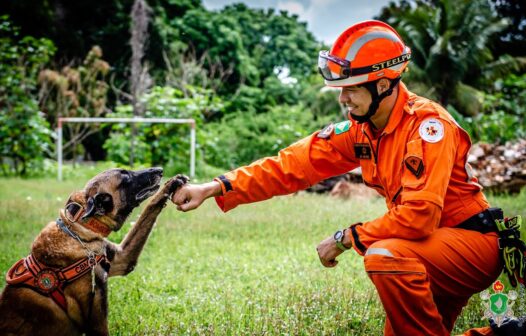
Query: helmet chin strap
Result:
<box><xmin>349</xmin><ymin>77</ymin><xmax>401</xmax><ymax>124</ymax></box>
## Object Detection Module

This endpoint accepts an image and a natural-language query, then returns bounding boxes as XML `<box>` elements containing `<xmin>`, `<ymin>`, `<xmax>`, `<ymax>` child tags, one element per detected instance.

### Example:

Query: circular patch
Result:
<box><xmin>35</xmin><ymin>270</ymin><xmax>59</xmax><ymax>293</ymax></box>
<box><xmin>419</xmin><ymin>118</ymin><xmax>444</xmax><ymax>143</ymax></box>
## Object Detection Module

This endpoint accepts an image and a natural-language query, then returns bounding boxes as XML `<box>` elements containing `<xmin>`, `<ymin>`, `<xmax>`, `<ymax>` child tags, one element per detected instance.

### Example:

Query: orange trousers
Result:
<box><xmin>364</xmin><ymin>227</ymin><xmax>502</xmax><ymax>336</ymax></box>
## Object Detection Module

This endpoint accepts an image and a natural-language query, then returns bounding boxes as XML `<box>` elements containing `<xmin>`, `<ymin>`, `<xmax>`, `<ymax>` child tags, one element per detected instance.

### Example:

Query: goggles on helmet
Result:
<box><xmin>318</xmin><ymin>50</ymin><xmax>412</xmax><ymax>82</ymax></box>
<box><xmin>318</xmin><ymin>51</ymin><xmax>351</xmax><ymax>81</ymax></box>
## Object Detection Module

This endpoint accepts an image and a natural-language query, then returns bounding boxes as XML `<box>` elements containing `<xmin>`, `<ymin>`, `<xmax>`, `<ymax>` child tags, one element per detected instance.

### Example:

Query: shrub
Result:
<box><xmin>204</xmin><ymin>103</ymin><xmax>334</xmax><ymax>169</ymax></box>
<box><xmin>0</xmin><ymin>17</ymin><xmax>56</xmax><ymax>176</ymax></box>
<box><xmin>38</xmin><ymin>46</ymin><xmax>111</xmax><ymax>159</ymax></box>
<box><xmin>103</xmin><ymin>86</ymin><xmax>224</xmax><ymax>176</ymax></box>
<box><xmin>449</xmin><ymin>73</ymin><xmax>526</xmax><ymax>143</ymax></box>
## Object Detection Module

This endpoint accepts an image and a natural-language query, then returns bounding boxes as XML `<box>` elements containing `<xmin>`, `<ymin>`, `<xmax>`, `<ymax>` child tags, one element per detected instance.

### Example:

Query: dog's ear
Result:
<box><xmin>82</xmin><ymin>193</ymin><xmax>114</xmax><ymax>220</ymax></box>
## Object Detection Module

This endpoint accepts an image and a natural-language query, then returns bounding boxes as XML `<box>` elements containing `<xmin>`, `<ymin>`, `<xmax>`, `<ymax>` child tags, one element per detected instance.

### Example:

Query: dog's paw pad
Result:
<box><xmin>165</xmin><ymin>174</ymin><xmax>189</xmax><ymax>194</ymax></box>
<box><xmin>174</xmin><ymin>174</ymin><xmax>190</xmax><ymax>185</ymax></box>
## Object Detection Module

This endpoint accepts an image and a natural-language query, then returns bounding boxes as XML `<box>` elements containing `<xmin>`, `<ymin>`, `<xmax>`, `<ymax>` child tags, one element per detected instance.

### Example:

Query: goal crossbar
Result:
<box><xmin>57</xmin><ymin>117</ymin><xmax>196</xmax><ymax>181</ymax></box>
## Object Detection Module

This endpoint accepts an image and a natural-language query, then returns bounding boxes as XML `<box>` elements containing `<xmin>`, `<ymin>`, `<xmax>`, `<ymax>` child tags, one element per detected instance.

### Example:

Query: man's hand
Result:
<box><xmin>171</xmin><ymin>181</ymin><xmax>222</xmax><ymax>212</ymax></box>
<box><xmin>316</xmin><ymin>231</ymin><xmax>352</xmax><ymax>267</ymax></box>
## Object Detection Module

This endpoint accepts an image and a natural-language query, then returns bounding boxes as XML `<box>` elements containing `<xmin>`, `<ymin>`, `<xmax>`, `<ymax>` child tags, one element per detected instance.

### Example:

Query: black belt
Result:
<box><xmin>456</xmin><ymin>208</ymin><xmax>504</xmax><ymax>233</ymax></box>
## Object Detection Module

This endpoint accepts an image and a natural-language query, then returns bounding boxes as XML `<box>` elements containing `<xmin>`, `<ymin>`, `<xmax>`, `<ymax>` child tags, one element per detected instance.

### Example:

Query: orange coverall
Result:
<box><xmin>214</xmin><ymin>82</ymin><xmax>501</xmax><ymax>335</ymax></box>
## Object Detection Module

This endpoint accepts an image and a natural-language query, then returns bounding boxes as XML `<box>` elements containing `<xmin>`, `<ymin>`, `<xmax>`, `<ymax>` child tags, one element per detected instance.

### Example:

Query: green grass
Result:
<box><xmin>1</xmin><ymin>168</ymin><xmax>526</xmax><ymax>335</ymax></box>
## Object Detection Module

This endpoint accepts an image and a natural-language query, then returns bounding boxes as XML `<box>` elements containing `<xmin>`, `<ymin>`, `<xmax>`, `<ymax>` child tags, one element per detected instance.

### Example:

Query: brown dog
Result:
<box><xmin>0</xmin><ymin>168</ymin><xmax>187</xmax><ymax>335</ymax></box>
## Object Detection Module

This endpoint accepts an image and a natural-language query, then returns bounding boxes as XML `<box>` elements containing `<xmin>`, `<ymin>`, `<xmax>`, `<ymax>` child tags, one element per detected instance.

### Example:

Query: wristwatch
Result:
<box><xmin>334</xmin><ymin>229</ymin><xmax>351</xmax><ymax>251</ymax></box>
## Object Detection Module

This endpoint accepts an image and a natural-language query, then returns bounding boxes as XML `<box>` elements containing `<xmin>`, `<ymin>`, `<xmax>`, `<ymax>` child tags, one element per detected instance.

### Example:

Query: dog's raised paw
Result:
<box><xmin>165</xmin><ymin>174</ymin><xmax>189</xmax><ymax>195</ymax></box>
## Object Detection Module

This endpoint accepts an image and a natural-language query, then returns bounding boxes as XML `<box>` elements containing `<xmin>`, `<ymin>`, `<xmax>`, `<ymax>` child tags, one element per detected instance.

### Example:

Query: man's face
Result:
<box><xmin>339</xmin><ymin>85</ymin><xmax>372</xmax><ymax>118</ymax></box>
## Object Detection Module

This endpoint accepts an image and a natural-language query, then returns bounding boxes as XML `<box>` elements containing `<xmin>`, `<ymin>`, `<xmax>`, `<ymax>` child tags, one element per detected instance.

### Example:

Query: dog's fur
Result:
<box><xmin>0</xmin><ymin>168</ymin><xmax>187</xmax><ymax>335</ymax></box>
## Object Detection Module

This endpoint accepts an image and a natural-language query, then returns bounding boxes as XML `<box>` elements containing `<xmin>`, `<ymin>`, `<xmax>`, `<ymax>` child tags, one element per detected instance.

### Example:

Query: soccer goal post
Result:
<box><xmin>57</xmin><ymin>117</ymin><xmax>196</xmax><ymax>181</ymax></box>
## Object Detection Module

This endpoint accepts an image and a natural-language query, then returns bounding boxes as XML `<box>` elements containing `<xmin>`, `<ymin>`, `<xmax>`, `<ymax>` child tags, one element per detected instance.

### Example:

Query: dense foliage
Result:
<box><xmin>39</xmin><ymin>46</ymin><xmax>111</xmax><ymax>159</ymax></box>
<box><xmin>205</xmin><ymin>104</ymin><xmax>333</xmax><ymax>170</ymax></box>
<box><xmin>104</xmin><ymin>86</ymin><xmax>224</xmax><ymax>176</ymax></box>
<box><xmin>103</xmin><ymin>85</ymin><xmax>335</xmax><ymax>175</ymax></box>
<box><xmin>451</xmin><ymin>73</ymin><xmax>526</xmax><ymax>143</ymax></box>
<box><xmin>0</xmin><ymin>18</ymin><xmax>55</xmax><ymax>176</ymax></box>
<box><xmin>378</xmin><ymin>0</ymin><xmax>525</xmax><ymax>110</ymax></box>
<box><xmin>0</xmin><ymin>0</ymin><xmax>525</xmax><ymax>176</ymax></box>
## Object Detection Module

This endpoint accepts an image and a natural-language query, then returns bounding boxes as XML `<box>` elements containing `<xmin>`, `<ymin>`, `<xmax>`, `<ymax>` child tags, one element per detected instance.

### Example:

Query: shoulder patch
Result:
<box><xmin>334</xmin><ymin>120</ymin><xmax>351</xmax><ymax>135</ymax></box>
<box><xmin>419</xmin><ymin>118</ymin><xmax>444</xmax><ymax>143</ymax></box>
<box><xmin>317</xmin><ymin>123</ymin><xmax>334</xmax><ymax>139</ymax></box>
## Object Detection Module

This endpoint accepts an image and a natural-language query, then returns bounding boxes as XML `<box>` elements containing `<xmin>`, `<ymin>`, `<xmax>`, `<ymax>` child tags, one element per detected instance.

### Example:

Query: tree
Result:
<box><xmin>129</xmin><ymin>0</ymin><xmax>153</xmax><ymax>166</ymax></box>
<box><xmin>163</xmin><ymin>47</ymin><xmax>234</xmax><ymax>104</ymax></box>
<box><xmin>377</xmin><ymin>0</ymin><xmax>524</xmax><ymax>115</ymax></box>
<box><xmin>221</xmin><ymin>4</ymin><xmax>320</xmax><ymax>80</ymax></box>
<box><xmin>130</xmin><ymin>0</ymin><xmax>152</xmax><ymax>117</ymax></box>
<box><xmin>175</xmin><ymin>8</ymin><xmax>259</xmax><ymax>92</ymax></box>
<box><xmin>174</xmin><ymin>3</ymin><xmax>320</xmax><ymax>96</ymax></box>
<box><xmin>38</xmin><ymin>46</ymin><xmax>110</xmax><ymax>160</ymax></box>
<box><xmin>1</xmin><ymin>0</ymin><xmax>202</xmax><ymax>90</ymax></box>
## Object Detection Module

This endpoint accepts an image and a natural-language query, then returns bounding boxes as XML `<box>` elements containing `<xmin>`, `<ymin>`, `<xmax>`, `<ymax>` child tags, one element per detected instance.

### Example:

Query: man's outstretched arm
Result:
<box><xmin>172</xmin><ymin>128</ymin><xmax>360</xmax><ymax>213</ymax></box>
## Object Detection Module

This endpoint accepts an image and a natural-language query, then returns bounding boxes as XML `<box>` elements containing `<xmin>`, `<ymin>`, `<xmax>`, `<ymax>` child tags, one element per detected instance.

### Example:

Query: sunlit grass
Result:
<box><xmin>1</xmin><ymin>168</ymin><xmax>525</xmax><ymax>335</ymax></box>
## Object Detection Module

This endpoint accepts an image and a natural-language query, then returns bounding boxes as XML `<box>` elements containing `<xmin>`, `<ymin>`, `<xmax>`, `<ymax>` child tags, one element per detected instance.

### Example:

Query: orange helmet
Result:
<box><xmin>318</xmin><ymin>20</ymin><xmax>411</xmax><ymax>87</ymax></box>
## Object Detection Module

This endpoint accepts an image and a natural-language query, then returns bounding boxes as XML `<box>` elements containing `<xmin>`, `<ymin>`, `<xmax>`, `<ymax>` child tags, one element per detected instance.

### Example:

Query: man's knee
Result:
<box><xmin>366</xmin><ymin>239</ymin><xmax>408</xmax><ymax>258</ymax></box>
<box><xmin>364</xmin><ymin>240</ymin><xmax>425</xmax><ymax>274</ymax></box>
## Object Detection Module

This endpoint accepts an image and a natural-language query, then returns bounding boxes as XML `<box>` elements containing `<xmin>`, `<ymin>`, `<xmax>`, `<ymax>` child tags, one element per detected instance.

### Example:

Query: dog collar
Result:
<box><xmin>63</xmin><ymin>203</ymin><xmax>113</xmax><ymax>237</ymax></box>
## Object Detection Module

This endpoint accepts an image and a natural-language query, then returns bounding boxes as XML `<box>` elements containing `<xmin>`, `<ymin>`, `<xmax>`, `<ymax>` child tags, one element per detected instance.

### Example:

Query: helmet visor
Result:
<box><xmin>318</xmin><ymin>50</ymin><xmax>351</xmax><ymax>81</ymax></box>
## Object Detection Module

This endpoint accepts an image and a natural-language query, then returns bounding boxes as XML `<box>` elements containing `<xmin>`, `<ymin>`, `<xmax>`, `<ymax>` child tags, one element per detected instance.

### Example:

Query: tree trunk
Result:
<box><xmin>129</xmin><ymin>0</ymin><xmax>152</xmax><ymax>167</ymax></box>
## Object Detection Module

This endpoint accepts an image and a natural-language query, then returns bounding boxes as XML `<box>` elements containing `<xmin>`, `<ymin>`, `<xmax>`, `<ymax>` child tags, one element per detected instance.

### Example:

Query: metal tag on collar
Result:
<box><xmin>57</xmin><ymin>218</ymin><xmax>77</xmax><ymax>239</ymax></box>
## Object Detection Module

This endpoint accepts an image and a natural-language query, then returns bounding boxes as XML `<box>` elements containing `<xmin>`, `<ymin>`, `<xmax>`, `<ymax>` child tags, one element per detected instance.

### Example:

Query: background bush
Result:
<box><xmin>204</xmin><ymin>103</ymin><xmax>334</xmax><ymax>170</ymax></box>
<box><xmin>0</xmin><ymin>17</ymin><xmax>55</xmax><ymax>176</ymax></box>
<box><xmin>104</xmin><ymin>86</ymin><xmax>224</xmax><ymax>176</ymax></box>
<box><xmin>1</xmin><ymin>1</ymin><xmax>525</xmax><ymax>177</ymax></box>
<box><xmin>450</xmin><ymin>73</ymin><xmax>526</xmax><ymax>143</ymax></box>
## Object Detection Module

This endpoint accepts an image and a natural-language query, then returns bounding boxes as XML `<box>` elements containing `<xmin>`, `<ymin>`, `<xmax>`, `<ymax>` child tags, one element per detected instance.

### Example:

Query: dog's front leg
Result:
<box><xmin>107</xmin><ymin>175</ymin><xmax>188</xmax><ymax>276</ymax></box>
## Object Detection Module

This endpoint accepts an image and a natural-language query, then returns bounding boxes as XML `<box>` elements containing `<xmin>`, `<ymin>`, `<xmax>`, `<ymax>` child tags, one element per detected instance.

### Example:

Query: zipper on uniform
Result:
<box><xmin>362</xmin><ymin>129</ymin><xmax>383</xmax><ymax>164</ymax></box>
<box><xmin>363</xmin><ymin>128</ymin><xmax>395</xmax><ymax>199</ymax></box>
<box><xmin>391</xmin><ymin>186</ymin><xmax>403</xmax><ymax>203</ymax></box>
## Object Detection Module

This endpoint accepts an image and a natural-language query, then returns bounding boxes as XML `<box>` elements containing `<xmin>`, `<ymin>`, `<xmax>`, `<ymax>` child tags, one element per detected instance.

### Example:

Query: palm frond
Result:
<box><xmin>453</xmin><ymin>82</ymin><xmax>484</xmax><ymax>116</ymax></box>
<box><xmin>482</xmin><ymin>55</ymin><xmax>526</xmax><ymax>83</ymax></box>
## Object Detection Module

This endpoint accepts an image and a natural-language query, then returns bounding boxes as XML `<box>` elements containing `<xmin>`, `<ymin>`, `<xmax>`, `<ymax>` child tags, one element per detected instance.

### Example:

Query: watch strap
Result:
<box><xmin>334</xmin><ymin>229</ymin><xmax>351</xmax><ymax>251</ymax></box>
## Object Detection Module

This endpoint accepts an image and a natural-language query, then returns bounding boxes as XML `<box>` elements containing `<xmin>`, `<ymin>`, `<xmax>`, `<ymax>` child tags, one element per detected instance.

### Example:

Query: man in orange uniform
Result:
<box><xmin>171</xmin><ymin>20</ymin><xmax>515</xmax><ymax>335</ymax></box>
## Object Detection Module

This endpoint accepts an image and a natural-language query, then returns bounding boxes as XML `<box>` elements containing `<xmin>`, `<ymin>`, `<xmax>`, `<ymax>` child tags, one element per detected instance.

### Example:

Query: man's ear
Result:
<box><xmin>82</xmin><ymin>193</ymin><xmax>114</xmax><ymax>220</ymax></box>
<box><xmin>377</xmin><ymin>78</ymin><xmax>391</xmax><ymax>94</ymax></box>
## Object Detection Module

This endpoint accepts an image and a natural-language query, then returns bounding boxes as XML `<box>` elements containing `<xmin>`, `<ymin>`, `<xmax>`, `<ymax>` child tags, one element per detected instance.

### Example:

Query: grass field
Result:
<box><xmin>1</xmin><ymin>167</ymin><xmax>526</xmax><ymax>335</ymax></box>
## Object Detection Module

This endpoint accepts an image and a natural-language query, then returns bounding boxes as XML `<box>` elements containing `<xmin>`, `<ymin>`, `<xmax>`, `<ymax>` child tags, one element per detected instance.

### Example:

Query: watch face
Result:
<box><xmin>333</xmin><ymin>230</ymin><xmax>343</xmax><ymax>241</ymax></box>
